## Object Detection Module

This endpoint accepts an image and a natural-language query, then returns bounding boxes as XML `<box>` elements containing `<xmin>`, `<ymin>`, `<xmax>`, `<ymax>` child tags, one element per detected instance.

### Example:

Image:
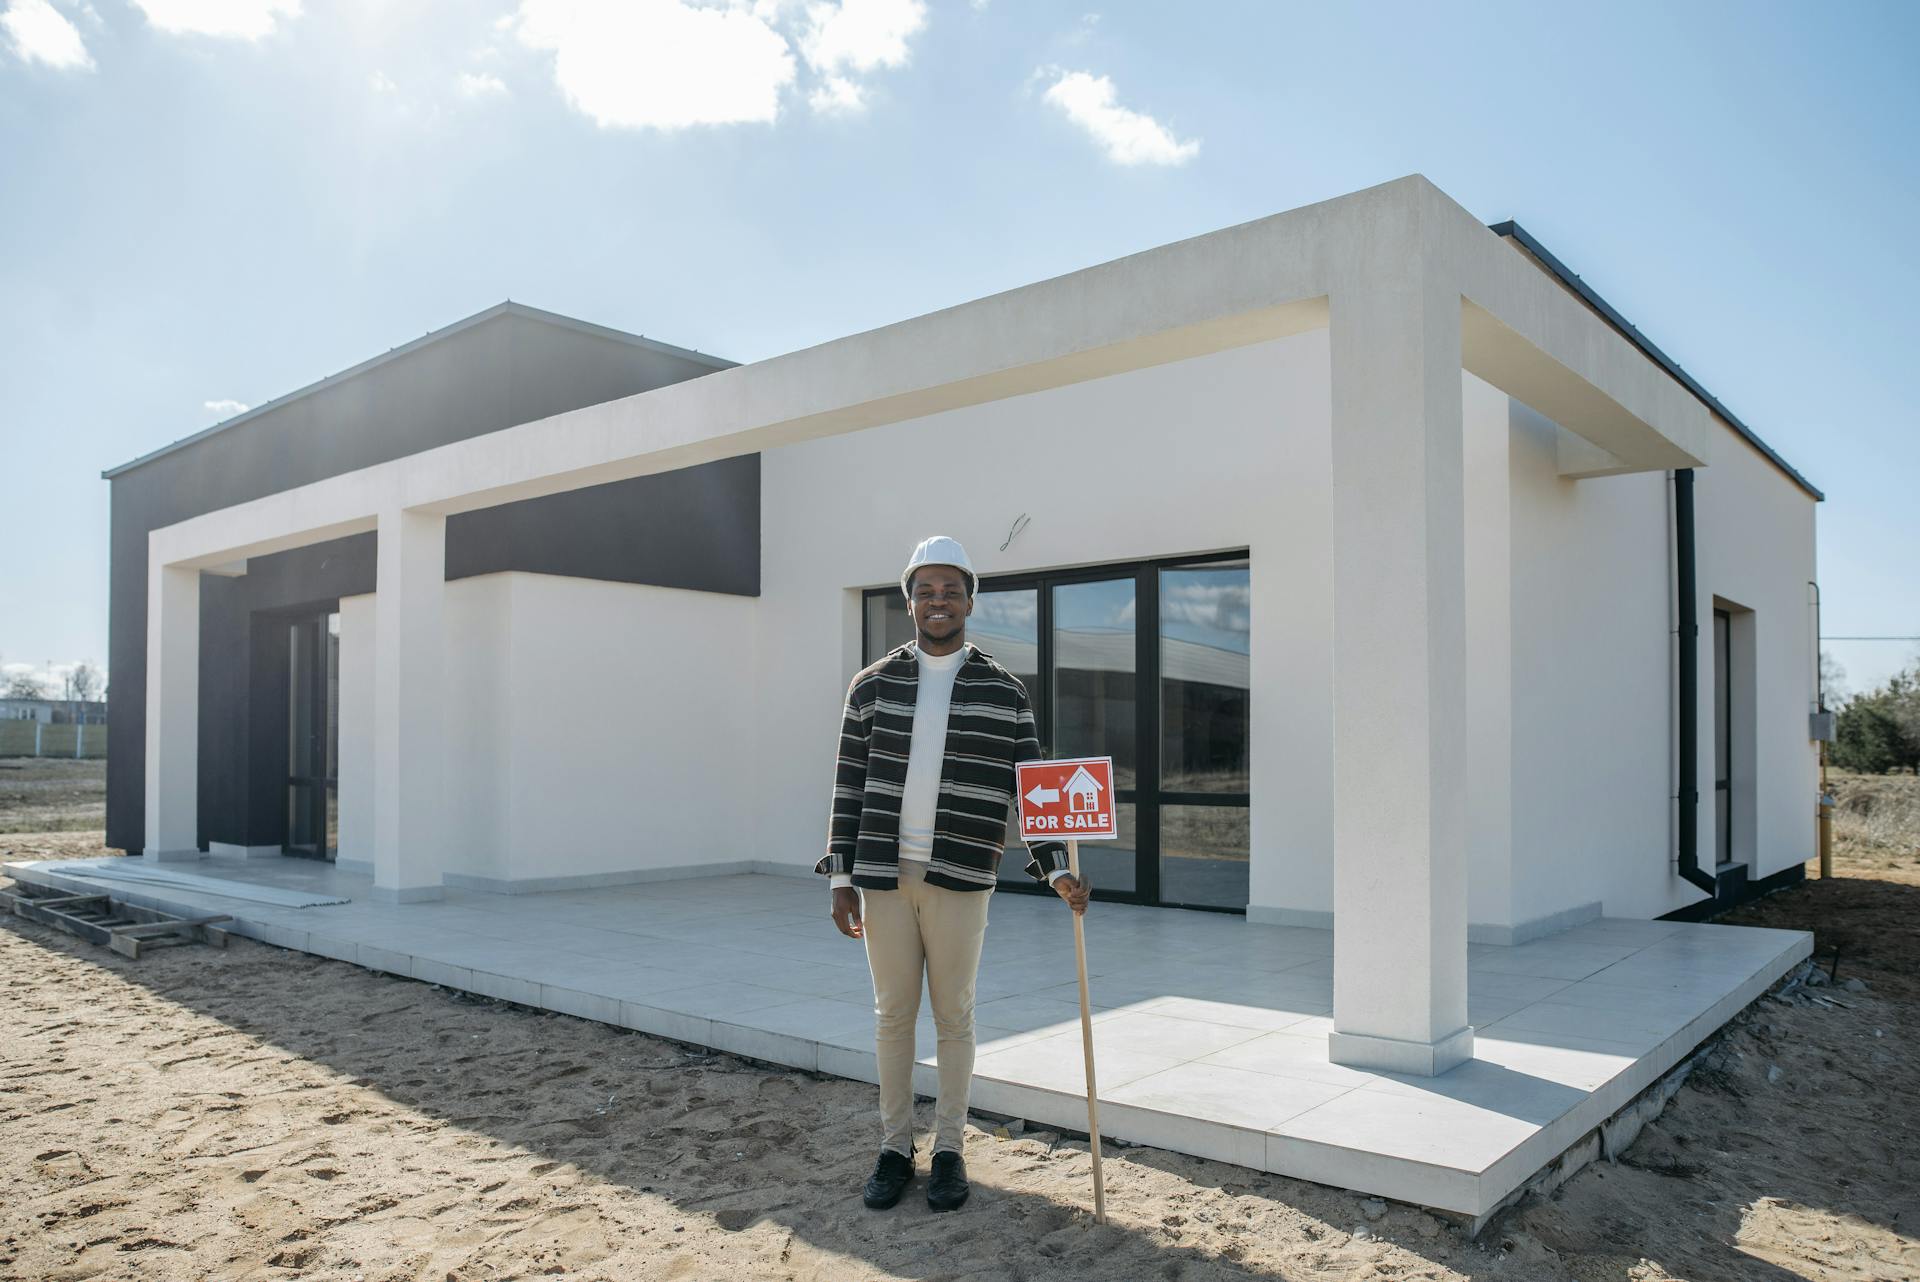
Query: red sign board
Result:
<box><xmin>1016</xmin><ymin>756</ymin><xmax>1118</xmax><ymax>841</ymax></box>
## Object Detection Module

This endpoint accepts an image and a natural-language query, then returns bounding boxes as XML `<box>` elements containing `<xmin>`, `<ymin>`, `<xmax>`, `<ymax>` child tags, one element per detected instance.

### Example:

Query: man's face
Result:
<box><xmin>909</xmin><ymin>565</ymin><xmax>973</xmax><ymax>642</ymax></box>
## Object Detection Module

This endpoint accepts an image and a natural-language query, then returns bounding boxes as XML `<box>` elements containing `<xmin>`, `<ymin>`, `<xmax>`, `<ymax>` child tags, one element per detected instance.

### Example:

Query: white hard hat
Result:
<box><xmin>900</xmin><ymin>535</ymin><xmax>976</xmax><ymax>598</ymax></box>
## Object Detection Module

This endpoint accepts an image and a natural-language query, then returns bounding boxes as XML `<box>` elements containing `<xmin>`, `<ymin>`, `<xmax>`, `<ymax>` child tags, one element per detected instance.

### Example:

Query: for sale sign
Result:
<box><xmin>1016</xmin><ymin>756</ymin><xmax>1118</xmax><ymax>841</ymax></box>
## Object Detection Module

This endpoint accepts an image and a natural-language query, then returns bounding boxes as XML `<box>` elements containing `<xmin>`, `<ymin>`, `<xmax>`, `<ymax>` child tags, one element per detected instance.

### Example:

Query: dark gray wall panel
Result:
<box><xmin>107</xmin><ymin>310</ymin><xmax>754</xmax><ymax>852</ymax></box>
<box><xmin>448</xmin><ymin>455</ymin><xmax>759</xmax><ymax>595</ymax></box>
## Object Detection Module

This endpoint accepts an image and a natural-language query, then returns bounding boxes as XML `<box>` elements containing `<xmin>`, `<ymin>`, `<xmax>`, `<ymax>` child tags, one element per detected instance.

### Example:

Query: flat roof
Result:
<box><xmin>101</xmin><ymin>301</ymin><xmax>736</xmax><ymax>480</ymax></box>
<box><xmin>1489</xmin><ymin>221</ymin><xmax>1822</xmax><ymax>502</ymax></box>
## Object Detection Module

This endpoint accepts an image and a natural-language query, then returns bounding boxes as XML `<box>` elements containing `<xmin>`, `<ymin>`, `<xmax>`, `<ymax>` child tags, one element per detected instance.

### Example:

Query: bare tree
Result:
<box><xmin>5</xmin><ymin>673</ymin><xmax>48</xmax><ymax>699</ymax></box>
<box><xmin>1819</xmin><ymin>650</ymin><xmax>1848</xmax><ymax>708</ymax></box>
<box><xmin>70</xmin><ymin>662</ymin><xmax>102</xmax><ymax>702</ymax></box>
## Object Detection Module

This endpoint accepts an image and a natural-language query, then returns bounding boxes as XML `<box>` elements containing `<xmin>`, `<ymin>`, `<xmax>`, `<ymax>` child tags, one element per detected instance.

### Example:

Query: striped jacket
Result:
<box><xmin>816</xmin><ymin>641</ymin><xmax>1070</xmax><ymax>892</ymax></box>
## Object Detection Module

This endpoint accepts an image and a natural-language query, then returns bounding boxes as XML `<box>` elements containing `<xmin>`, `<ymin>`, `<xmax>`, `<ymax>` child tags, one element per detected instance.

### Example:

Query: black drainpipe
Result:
<box><xmin>1675</xmin><ymin>469</ymin><xmax>1716</xmax><ymax>895</ymax></box>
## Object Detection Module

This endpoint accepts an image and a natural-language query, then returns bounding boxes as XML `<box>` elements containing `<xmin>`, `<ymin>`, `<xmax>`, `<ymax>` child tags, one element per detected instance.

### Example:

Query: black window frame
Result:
<box><xmin>863</xmin><ymin>548</ymin><xmax>1250</xmax><ymax>913</ymax></box>
<box><xmin>1713</xmin><ymin>606</ymin><xmax>1732</xmax><ymax>869</ymax></box>
<box><xmin>282</xmin><ymin>608</ymin><xmax>340</xmax><ymax>861</ymax></box>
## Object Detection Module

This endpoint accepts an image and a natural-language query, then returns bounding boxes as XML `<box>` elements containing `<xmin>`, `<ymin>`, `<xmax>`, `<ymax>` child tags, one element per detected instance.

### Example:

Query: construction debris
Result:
<box><xmin>1</xmin><ymin>884</ymin><xmax>230</xmax><ymax>959</ymax></box>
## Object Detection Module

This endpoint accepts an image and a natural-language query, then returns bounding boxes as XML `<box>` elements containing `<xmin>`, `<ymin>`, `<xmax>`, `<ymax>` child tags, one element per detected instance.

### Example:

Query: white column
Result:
<box><xmin>372</xmin><ymin>508</ymin><xmax>447</xmax><ymax>902</ymax></box>
<box><xmin>335</xmin><ymin>594</ymin><xmax>377</xmax><ymax>873</ymax></box>
<box><xmin>143</xmin><ymin>561</ymin><xmax>202</xmax><ymax>861</ymax></box>
<box><xmin>1326</xmin><ymin>271</ymin><xmax>1475</xmax><ymax>1076</ymax></box>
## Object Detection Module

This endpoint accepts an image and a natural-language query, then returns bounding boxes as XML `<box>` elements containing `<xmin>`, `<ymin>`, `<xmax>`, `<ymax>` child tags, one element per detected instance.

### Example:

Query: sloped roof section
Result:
<box><xmin>103</xmin><ymin>302</ymin><xmax>735</xmax><ymax>480</ymax></box>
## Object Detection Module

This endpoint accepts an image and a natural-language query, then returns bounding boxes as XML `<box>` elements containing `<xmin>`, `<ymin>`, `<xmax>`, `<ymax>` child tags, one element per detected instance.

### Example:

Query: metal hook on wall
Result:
<box><xmin>1000</xmin><ymin>513</ymin><xmax>1031</xmax><ymax>552</ymax></box>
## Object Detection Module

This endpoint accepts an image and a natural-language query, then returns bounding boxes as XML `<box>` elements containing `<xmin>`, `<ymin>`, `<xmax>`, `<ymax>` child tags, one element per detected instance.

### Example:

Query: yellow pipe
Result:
<box><xmin>1818</xmin><ymin>742</ymin><xmax>1834</xmax><ymax>878</ymax></box>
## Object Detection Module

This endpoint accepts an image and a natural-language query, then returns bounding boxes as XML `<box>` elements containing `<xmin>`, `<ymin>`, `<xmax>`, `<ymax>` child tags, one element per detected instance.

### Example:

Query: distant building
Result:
<box><xmin>0</xmin><ymin>697</ymin><xmax>107</xmax><ymax>725</ymax></box>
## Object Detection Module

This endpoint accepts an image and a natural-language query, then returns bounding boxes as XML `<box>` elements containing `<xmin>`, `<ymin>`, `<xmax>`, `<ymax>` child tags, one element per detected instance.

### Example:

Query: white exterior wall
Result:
<box><xmin>1505</xmin><ymin>403</ymin><xmax>1671</xmax><ymax>926</ymax></box>
<box><xmin>1463</xmin><ymin>373</ymin><xmax>1516</xmax><ymax>934</ymax></box>
<box><xmin>496</xmin><ymin>572</ymin><xmax>757</xmax><ymax>886</ymax></box>
<box><xmin>1691</xmin><ymin>427</ymin><xmax>1820</xmax><ymax>892</ymax></box>
<box><xmin>443</xmin><ymin>576</ymin><xmax>512</xmax><ymax>885</ymax></box>
<box><xmin>326</xmin><ymin>361</ymin><xmax>1814</xmax><ymax>925</ymax></box>
<box><xmin>338</xmin><ymin>581</ymin><xmax>511</xmax><ymax>879</ymax></box>
<box><xmin>336</xmin><ymin>572</ymin><xmax>756</xmax><ymax>889</ymax></box>
<box><xmin>1501</xmin><ymin>404</ymin><xmax>1818</xmax><ymax>924</ymax></box>
<box><xmin>313</xmin><ymin>286</ymin><xmax>1811</xmax><ymax>924</ymax></box>
<box><xmin>754</xmin><ymin>331</ymin><xmax>1337</xmax><ymax>919</ymax></box>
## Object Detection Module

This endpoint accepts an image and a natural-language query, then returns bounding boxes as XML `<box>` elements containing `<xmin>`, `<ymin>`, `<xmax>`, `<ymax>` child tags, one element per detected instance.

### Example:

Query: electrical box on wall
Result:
<box><xmin>1810</xmin><ymin>710</ymin><xmax>1836</xmax><ymax>741</ymax></box>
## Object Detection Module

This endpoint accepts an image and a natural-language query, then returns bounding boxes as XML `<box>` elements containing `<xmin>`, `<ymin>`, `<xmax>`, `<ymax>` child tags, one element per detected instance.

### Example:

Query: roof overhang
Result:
<box><xmin>1489</xmin><ymin>221</ymin><xmax>1821</xmax><ymax>501</ymax></box>
<box><xmin>146</xmin><ymin>175</ymin><xmax>1734</xmax><ymax>572</ymax></box>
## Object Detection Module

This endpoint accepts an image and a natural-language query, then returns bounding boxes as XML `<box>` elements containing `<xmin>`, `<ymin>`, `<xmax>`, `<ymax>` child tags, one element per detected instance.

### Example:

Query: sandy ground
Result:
<box><xmin>0</xmin><ymin>760</ymin><xmax>107</xmax><ymax>834</ymax></box>
<box><xmin>2</xmin><ymin>768</ymin><xmax>1916</xmax><ymax>1280</ymax></box>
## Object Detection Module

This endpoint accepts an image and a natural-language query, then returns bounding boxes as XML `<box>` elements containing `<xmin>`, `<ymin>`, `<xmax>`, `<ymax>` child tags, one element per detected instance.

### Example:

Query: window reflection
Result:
<box><xmin>971</xmin><ymin>588</ymin><xmax>1042</xmax><ymax>888</ymax></box>
<box><xmin>1052</xmin><ymin>578</ymin><xmax>1137</xmax><ymax>791</ymax></box>
<box><xmin>864</xmin><ymin>593</ymin><xmax>915</xmax><ymax>660</ymax></box>
<box><xmin>1159</xmin><ymin>560</ymin><xmax>1249</xmax><ymax>793</ymax></box>
<box><xmin>1159</xmin><ymin>804</ymin><xmax>1249</xmax><ymax>908</ymax></box>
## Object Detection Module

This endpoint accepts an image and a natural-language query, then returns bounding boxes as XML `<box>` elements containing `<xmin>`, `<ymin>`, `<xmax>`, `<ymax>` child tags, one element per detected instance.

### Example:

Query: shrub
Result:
<box><xmin>1832</xmin><ymin>668</ymin><xmax>1920</xmax><ymax>774</ymax></box>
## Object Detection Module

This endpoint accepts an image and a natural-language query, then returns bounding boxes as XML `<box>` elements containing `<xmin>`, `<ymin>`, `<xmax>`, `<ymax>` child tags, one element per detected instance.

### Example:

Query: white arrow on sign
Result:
<box><xmin>1025</xmin><ymin>784</ymin><xmax>1060</xmax><ymax>807</ymax></box>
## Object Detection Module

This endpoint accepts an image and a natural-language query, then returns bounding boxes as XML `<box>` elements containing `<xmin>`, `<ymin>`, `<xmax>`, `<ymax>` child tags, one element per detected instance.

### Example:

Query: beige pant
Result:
<box><xmin>859</xmin><ymin>860</ymin><xmax>991</xmax><ymax>1157</ymax></box>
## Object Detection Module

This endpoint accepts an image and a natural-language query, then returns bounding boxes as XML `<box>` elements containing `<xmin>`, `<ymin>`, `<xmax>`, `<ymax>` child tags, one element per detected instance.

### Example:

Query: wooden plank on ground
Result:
<box><xmin>22</xmin><ymin>893</ymin><xmax>110</xmax><ymax>910</ymax></box>
<box><xmin>112</xmin><ymin>915</ymin><xmax>233</xmax><ymax>939</ymax></box>
<box><xmin>7</xmin><ymin>890</ymin><xmax>233</xmax><ymax>958</ymax></box>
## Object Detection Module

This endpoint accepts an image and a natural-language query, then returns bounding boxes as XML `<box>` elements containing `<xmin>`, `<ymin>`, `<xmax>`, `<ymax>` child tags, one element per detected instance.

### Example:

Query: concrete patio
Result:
<box><xmin>5</xmin><ymin>854</ymin><xmax>1810</xmax><ymax>1223</ymax></box>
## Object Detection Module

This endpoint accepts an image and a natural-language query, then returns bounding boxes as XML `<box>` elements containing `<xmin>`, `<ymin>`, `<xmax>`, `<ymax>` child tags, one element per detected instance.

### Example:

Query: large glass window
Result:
<box><xmin>1159</xmin><ymin>561</ymin><xmax>1250</xmax><ymax>793</ymax></box>
<box><xmin>1157</xmin><ymin>560</ymin><xmax>1250</xmax><ymax>908</ymax></box>
<box><xmin>861</xmin><ymin>550</ymin><xmax>1250</xmax><ymax>911</ymax></box>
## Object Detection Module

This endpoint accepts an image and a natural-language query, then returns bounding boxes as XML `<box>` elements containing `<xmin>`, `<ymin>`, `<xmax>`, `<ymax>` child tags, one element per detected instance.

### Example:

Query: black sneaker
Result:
<box><xmin>862</xmin><ymin>1148</ymin><xmax>914</xmax><ymax>1209</ymax></box>
<box><xmin>927</xmin><ymin>1150</ymin><xmax>969</xmax><ymax>1212</ymax></box>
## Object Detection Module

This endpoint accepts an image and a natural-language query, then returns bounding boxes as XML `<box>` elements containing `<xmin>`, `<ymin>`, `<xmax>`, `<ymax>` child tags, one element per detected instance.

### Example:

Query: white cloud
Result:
<box><xmin>368</xmin><ymin>69</ymin><xmax>396</xmax><ymax>94</ymax></box>
<box><xmin>1</xmin><ymin>0</ymin><xmax>93</xmax><ymax>70</ymax></box>
<box><xmin>799</xmin><ymin>0</ymin><xmax>923</xmax><ymax>75</ymax></box>
<box><xmin>512</xmin><ymin>0</ymin><xmax>796</xmax><ymax>131</ymax></box>
<box><xmin>807</xmin><ymin>72</ymin><xmax>863</xmax><ymax>114</ymax></box>
<box><xmin>130</xmin><ymin>0</ymin><xmax>300</xmax><ymax>40</ymax></box>
<box><xmin>1041</xmin><ymin>68</ymin><xmax>1198</xmax><ymax>166</ymax></box>
<box><xmin>795</xmin><ymin>0</ymin><xmax>924</xmax><ymax>115</ymax></box>
<box><xmin>204</xmin><ymin>398</ymin><xmax>249</xmax><ymax>417</ymax></box>
<box><xmin>456</xmin><ymin>69</ymin><xmax>508</xmax><ymax>98</ymax></box>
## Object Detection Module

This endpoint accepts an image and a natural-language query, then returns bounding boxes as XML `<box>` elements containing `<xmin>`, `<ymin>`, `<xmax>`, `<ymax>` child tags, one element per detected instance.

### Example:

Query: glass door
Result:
<box><xmin>285</xmin><ymin>611</ymin><xmax>340</xmax><ymax>860</ymax></box>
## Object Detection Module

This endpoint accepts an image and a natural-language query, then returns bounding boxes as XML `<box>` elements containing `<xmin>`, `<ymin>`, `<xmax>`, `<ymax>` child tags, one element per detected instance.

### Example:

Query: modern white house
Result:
<box><xmin>89</xmin><ymin>175</ymin><xmax>1820</xmax><ymax>1129</ymax></box>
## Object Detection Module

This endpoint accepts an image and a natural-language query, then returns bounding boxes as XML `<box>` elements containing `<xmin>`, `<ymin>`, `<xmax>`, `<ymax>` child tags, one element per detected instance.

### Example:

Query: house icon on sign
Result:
<box><xmin>1064</xmin><ymin>765</ymin><xmax>1103</xmax><ymax>813</ymax></box>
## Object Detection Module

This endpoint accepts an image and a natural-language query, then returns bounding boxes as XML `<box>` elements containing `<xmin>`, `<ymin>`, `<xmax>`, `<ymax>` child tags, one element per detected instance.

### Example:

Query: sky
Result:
<box><xmin>2</xmin><ymin>0</ymin><xmax>1916</xmax><ymax>704</ymax></box>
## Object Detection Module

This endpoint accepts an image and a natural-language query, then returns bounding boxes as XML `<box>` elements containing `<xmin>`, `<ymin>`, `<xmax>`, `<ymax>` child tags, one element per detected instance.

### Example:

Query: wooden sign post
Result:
<box><xmin>1017</xmin><ymin>756</ymin><xmax>1116</xmax><ymax>1224</ymax></box>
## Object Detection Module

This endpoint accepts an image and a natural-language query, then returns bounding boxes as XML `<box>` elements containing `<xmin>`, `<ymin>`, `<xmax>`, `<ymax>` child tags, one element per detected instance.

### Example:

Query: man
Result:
<box><xmin>817</xmin><ymin>535</ymin><xmax>1091</xmax><ymax>1213</ymax></box>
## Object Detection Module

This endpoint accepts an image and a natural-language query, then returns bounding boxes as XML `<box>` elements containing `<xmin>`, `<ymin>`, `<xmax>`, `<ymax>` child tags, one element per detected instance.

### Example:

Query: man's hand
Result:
<box><xmin>830</xmin><ymin>886</ymin><xmax>864</xmax><ymax>939</ymax></box>
<box><xmin>1053</xmin><ymin>873</ymin><xmax>1091</xmax><ymax>916</ymax></box>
